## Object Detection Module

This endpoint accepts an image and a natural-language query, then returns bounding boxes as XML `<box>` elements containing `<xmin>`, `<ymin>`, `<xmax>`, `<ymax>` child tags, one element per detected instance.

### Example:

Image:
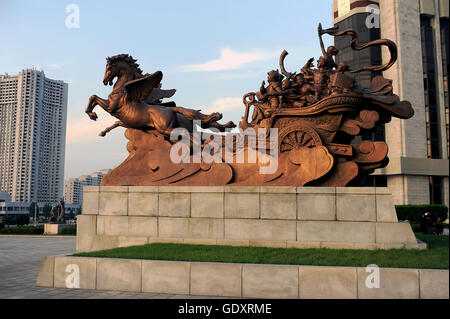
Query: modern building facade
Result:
<box><xmin>0</xmin><ymin>69</ymin><xmax>68</xmax><ymax>203</ymax></box>
<box><xmin>64</xmin><ymin>169</ymin><xmax>111</xmax><ymax>205</ymax></box>
<box><xmin>0</xmin><ymin>191</ymin><xmax>81</xmax><ymax>223</ymax></box>
<box><xmin>0</xmin><ymin>191</ymin><xmax>29</xmax><ymax>218</ymax></box>
<box><xmin>332</xmin><ymin>0</ymin><xmax>449</xmax><ymax>206</ymax></box>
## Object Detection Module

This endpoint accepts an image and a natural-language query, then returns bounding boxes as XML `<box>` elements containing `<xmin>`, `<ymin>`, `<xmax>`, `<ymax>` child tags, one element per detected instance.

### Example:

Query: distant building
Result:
<box><xmin>0</xmin><ymin>69</ymin><xmax>68</xmax><ymax>203</ymax></box>
<box><xmin>0</xmin><ymin>191</ymin><xmax>80</xmax><ymax>223</ymax></box>
<box><xmin>332</xmin><ymin>0</ymin><xmax>449</xmax><ymax>206</ymax></box>
<box><xmin>64</xmin><ymin>169</ymin><xmax>111</xmax><ymax>205</ymax></box>
<box><xmin>0</xmin><ymin>191</ymin><xmax>29</xmax><ymax>219</ymax></box>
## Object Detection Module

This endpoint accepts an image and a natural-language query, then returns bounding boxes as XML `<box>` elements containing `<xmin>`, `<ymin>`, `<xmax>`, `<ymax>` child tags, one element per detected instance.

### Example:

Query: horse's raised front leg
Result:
<box><xmin>99</xmin><ymin>121</ymin><xmax>125</xmax><ymax>137</ymax></box>
<box><xmin>85</xmin><ymin>95</ymin><xmax>109</xmax><ymax>121</ymax></box>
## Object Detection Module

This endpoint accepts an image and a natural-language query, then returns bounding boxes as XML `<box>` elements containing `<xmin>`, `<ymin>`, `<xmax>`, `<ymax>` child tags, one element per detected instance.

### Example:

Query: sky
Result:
<box><xmin>0</xmin><ymin>0</ymin><xmax>334</xmax><ymax>179</ymax></box>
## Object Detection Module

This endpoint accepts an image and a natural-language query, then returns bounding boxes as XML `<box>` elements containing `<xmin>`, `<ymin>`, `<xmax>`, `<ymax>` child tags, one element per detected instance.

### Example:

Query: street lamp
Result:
<box><xmin>34</xmin><ymin>201</ymin><xmax>38</xmax><ymax>226</ymax></box>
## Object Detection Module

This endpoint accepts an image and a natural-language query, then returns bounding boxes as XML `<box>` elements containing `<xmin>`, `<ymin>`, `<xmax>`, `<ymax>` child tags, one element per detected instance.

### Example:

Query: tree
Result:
<box><xmin>66</xmin><ymin>209</ymin><xmax>75</xmax><ymax>220</ymax></box>
<box><xmin>16</xmin><ymin>214</ymin><xmax>29</xmax><ymax>226</ymax></box>
<box><xmin>43</xmin><ymin>203</ymin><xmax>53</xmax><ymax>219</ymax></box>
<box><xmin>3</xmin><ymin>216</ymin><xmax>14</xmax><ymax>226</ymax></box>
<box><xmin>28</xmin><ymin>202</ymin><xmax>37</xmax><ymax>217</ymax></box>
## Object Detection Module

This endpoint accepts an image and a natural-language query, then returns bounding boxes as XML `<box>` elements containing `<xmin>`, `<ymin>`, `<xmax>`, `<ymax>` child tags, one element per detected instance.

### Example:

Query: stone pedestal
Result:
<box><xmin>76</xmin><ymin>186</ymin><xmax>425</xmax><ymax>252</ymax></box>
<box><xmin>36</xmin><ymin>256</ymin><xmax>449</xmax><ymax>299</ymax></box>
<box><xmin>44</xmin><ymin>223</ymin><xmax>71</xmax><ymax>235</ymax></box>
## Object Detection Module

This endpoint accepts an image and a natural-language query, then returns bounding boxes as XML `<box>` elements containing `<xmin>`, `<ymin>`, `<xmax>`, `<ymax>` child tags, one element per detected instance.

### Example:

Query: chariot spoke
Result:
<box><xmin>284</xmin><ymin>139</ymin><xmax>295</xmax><ymax>147</ymax></box>
<box><xmin>296</xmin><ymin>131</ymin><xmax>304</xmax><ymax>145</ymax></box>
<box><xmin>303</xmin><ymin>136</ymin><xmax>313</xmax><ymax>145</ymax></box>
<box><xmin>288</xmin><ymin>133</ymin><xmax>297</xmax><ymax>146</ymax></box>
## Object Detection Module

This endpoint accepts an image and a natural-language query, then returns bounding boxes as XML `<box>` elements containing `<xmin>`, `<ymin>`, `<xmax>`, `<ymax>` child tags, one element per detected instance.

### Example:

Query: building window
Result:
<box><xmin>421</xmin><ymin>15</ymin><xmax>441</xmax><ymax>159</ymax></box>
<box><xmin>429</xmin><ymin>176</ymin><xmax>443</xmax><ymax>204</ymax></box>
<box><xmin>334</xmin><ymin>13</ymin><xmax>385</xmax><ymax>144</ymax></box>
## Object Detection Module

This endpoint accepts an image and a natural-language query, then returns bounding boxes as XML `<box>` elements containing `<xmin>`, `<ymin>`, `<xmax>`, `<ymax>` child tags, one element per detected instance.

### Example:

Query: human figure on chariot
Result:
<box><xmin>276</xmin><ymin>77</ymin><xmax>298</xmax><ymax>108</ymax></box>
<box><xmin>299</xmin><ymin>57</ymin><xmax>329</xmax><ymax>98</ymax></box>
<box><xmin>308</xmin><ymin>56</ymin><xmax>331</xmax><ymax>98</ymax></box>
<box><xmin>285</xmin><ymin>74</ymin><xmax>318</xmax><ymax>107</ymax></box>
<box><xmin>300</xmin><ymin>57</ymin><xmax>315</xmax><ymax>84</ymax></box>
<box><xmin>318</xmin><ymin>23</ymin><xmax>340</xmax><ymax>71</ymax></box>
<box><xmin>249</xmin><ymin>70</ymin><xmax>289</xmax><ymax>123</ymax></box>
<box><xmin>261</xmin><ymin>70</ymin><xmax>284</xmax><ymax>108</ymax></box>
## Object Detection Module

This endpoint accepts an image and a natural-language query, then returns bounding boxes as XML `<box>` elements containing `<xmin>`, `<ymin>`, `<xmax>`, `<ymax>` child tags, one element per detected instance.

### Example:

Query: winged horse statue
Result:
<box><xmin>85</xmin><ymin>54</ymin><xmax>235</xmax><ymax>137</ymax></box>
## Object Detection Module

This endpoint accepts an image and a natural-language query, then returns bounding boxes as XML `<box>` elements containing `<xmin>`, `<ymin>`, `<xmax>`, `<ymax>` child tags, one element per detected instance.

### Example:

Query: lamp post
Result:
<box><xmin>34</xmin><ymin>201</ymin><xmax>38</xmax><ymax>226</ymax></box>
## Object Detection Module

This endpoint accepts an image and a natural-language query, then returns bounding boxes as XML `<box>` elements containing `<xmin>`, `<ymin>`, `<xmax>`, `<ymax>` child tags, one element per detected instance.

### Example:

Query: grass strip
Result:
<box><xmin>74</xmin><ymin>234</ymin><xmax>448</xmax><ymax>269</ymax></box>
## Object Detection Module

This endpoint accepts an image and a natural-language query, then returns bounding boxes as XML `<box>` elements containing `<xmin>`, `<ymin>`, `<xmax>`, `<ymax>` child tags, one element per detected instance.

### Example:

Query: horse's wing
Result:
<box><xmin>145</xmin><ymin>88</ymin><xmax>176</xmax><ymax>104</ymax></box>
<box><xmin>124</xmin><ymin>71</ymin><xmax>163</xmax><ymax>102</ymax></box>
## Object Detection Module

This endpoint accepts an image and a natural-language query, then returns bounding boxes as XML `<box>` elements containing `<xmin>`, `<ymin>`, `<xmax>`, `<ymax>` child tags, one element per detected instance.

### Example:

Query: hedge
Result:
<box><xmin>0</xmin><ymin>225</ymin><xmax>44</xmax><ymax>235</ymax></box>
<box><xmin>395</xmin><ymin>205</ymin><xmax>449</xmax><ymax>223</ymax></box>
<box><xmin>1</xmin><ymin>214</ymin><xmax>30</xmax><ymax>226</ymax></box>
<box><xmin>60</xmin><ymin>226</ymin><xmax>77</xmax><ymax>235</ymax></box>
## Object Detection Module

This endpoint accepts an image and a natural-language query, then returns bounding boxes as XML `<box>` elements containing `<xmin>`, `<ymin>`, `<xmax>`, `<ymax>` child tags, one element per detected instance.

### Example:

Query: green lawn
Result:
<box><xmin>74</xmin><ymin>234</ymin><xmax>448</xmax><ymax>269</ymax></box>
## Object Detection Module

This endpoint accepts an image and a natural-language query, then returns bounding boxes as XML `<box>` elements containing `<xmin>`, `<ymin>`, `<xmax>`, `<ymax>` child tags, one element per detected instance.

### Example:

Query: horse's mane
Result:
<box><xmin>107</xmin><ymin>54</ymin><xmax>144</xmax><ymax>79</ymax></box>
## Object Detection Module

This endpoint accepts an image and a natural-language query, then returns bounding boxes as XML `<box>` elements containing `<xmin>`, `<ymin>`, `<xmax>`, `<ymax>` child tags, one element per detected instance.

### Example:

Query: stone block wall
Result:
<box><xmin>76</xmin><ymin>186</ymin><xmax>423</xmax><ymax>252</ymax></box>
<box><xmin>37</xmin><ymin>256</ymin><xmax>449</xmax><ymax>299</ymax></box>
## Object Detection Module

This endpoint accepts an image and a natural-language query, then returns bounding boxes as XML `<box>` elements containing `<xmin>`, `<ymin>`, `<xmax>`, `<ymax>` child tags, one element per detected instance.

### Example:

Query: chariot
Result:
<box><xmin>240</xmin><ymin>89</ymin><xmax>413</xmax><ymax>163</ymax></box>
<box><xmin>233</xmin><ymin>24</ymin><xmax>414</xmax><ymax>185</ymax></box>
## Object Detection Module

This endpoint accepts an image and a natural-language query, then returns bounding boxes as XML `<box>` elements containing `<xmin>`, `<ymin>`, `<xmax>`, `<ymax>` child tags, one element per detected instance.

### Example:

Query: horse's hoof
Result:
<box><xmin>88</xmin><ymin>112</ymin><xmax>98</xmax><ymax>121</ymax></box>
<box><xmin>209</xmin><ymin>112</ymin><xmax>222</xmax><ymax>122</ymax></box>
<box><xmin>223</xmin><ymin>121</ymin><xmax>236</xmax><ymax>128</ymax></box>
<box><xmin>99</xmin><ymin>132</ymin><xmax>106</xmax><ymax>137</ymax></box>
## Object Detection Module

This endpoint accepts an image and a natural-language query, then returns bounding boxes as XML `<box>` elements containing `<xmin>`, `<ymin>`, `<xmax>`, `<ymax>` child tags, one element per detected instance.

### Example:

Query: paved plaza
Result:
<box><xmin>0</xmin><ymin>236</ymin><xmax>214</xmax><ymax>299</ymax></box>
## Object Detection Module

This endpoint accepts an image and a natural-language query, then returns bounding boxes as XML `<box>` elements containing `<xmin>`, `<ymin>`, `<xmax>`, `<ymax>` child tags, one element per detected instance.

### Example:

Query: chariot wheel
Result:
<box><xmin>278</xmin><ymin>124</ymin><xmax>322</xmax><ymax>153</ymax></box>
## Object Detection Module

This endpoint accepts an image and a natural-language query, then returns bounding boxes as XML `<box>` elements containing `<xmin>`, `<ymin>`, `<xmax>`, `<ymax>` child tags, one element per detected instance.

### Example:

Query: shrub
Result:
<box><xmin>2</xmin><ymin>216</ymin><xmax>15</xmax><ymax>226</ymax></box>
<box><xmin>60</xmin><ymin>226</ymin><xmax>76</xmax><ymax>235</ymax></box>
<box><xmin>410</xmin><ymin>222</ymin><xmax>421</xmax><ymax>233</ymax></box>
<box><xmin>16</xmin><ymin>214</ymin><xmax>30</xmax><ymax>226</ymax></box>
<box><xmin>0</xmin><ymin>225</ymin><xmax>44</xmax><ymax>235</ymax></box>
<box><xmin>395</xmin><ymin>204</ymin><xmax>448</xmax><ymax>223</ymax></box>
<box><xmin>1</xmin><ymin>214</ymin><xmax>30</xmax><ymax>226</ymax></box>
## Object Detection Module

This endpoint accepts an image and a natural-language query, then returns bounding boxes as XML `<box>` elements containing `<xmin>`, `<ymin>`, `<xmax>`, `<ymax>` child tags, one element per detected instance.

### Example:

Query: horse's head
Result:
<box><xmin>103</xmin><ymin>57</ymin><xmax>120</xmax><ymax>86</ymax></box>
<box><xmin>103</xmin><ymin>54</ymin><xmax>143</xmax><ymax>86</ymax></box>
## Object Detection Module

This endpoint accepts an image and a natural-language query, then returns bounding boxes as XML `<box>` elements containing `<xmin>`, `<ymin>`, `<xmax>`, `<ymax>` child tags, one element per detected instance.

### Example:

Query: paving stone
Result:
<box><xmin>0</xmin><ymin>237</ymin><xmax>219</xmax><ymax>299</ymax></box>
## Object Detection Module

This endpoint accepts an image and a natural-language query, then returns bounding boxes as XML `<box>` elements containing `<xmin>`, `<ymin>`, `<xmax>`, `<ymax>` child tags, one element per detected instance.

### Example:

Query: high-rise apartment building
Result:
<box><xmin>0</xmin><ymin>69</ymin><xmax>68</xmax><ymax>203</ymax></box>
<box><xmin>332</xmin><ymin>0</ymin><xmax>449</xmax><ymax>206</ymax></box>
<box><xmin>64</xmin><ymin>169</ymin><xmax>111</xmax><ymax>205</ymax></box>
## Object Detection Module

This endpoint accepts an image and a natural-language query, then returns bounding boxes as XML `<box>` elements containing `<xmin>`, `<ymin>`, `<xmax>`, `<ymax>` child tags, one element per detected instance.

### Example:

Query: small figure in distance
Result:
<box><xmin>57</xmin><ymin>198</ymin><xmax>65</xmax><ymax>224</ymax></box>
<box><xmin>420</xmin><ymin>211</ymin><xmax>442</xmax><ymax>234</ymax></box>
<box><xmin>49</xmin><ymin>207</ymin><xmax>57</xmax><ymax>224</ymax></box>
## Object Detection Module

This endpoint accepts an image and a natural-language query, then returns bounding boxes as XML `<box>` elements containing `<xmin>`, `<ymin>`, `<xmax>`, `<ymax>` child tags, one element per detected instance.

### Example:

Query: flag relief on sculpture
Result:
<box><xmin>84</xmin><ymin>23</ymin><xmax>414</xmax><ymax>187</ymax></box>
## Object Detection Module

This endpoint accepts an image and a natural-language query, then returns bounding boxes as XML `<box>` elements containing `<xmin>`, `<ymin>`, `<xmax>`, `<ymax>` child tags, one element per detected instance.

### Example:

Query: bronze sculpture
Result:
<box><xmin>85</xmin><ymin>54</ymin><xmax>234</xmax><ymax>137</ymax></box>
<box><xmin>48</xmin><ymin>207</ymin><xmax>57</xmax><ymax>223</ymax></box>
<box><xmin>87</xmin><ymin>24</ymin><xmax>414</xmax><ymax>187</ymax></box>
<box><xmin>48</xmin><ymin>199</ymin><xmax>66</xmax><ymax>224</ymax></box>
<box><xmin>57</xmin><ymin>199</ymin><xmax>65</xmax><ymax>224</ymax></box>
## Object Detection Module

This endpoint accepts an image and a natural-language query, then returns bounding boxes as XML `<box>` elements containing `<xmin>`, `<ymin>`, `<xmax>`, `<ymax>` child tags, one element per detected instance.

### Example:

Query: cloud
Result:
<box><xmin>181</xmin><ymin>48</ymin><xmax>277</xmax><ymax>72</ymax></box>
<box><xmin>66</xmin><ymin>114</ymin><xmax>119</xmax><ymax>143</ymax></box>
<box><xmin>47</xmin><ymin>62</ymin><xmax>72</xmax><ymax>70</ymax></box>
<box><xmin>203</xmin><ymin>97</ymin><xmax>243</xmax><ymax>113</ymax></box>
<box><xmin>213</xmin><ymin>72</ymin><xmax>261</xmax><ymax>80</ymax></box>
